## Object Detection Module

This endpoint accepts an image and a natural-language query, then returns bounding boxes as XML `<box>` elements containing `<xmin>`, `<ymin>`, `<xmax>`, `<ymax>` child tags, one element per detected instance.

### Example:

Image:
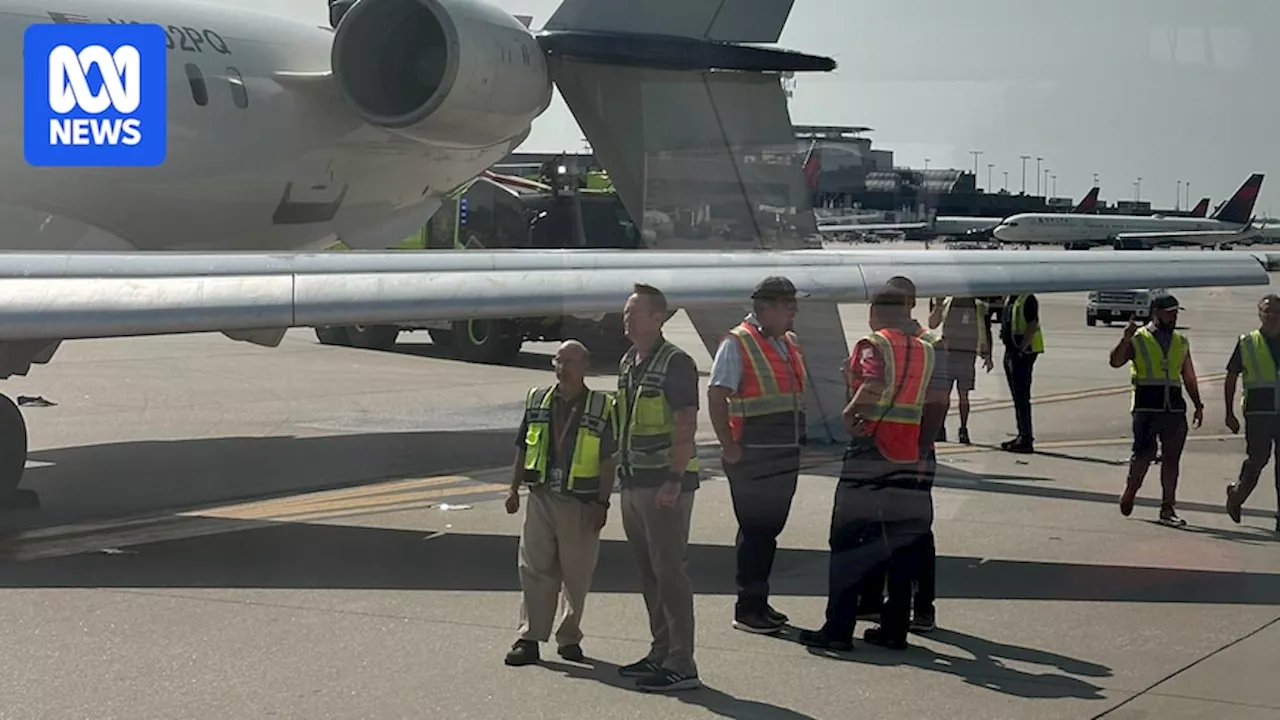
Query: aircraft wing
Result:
<box><xmin>0</xmin><ymin>248</ymin><xmax>1271</xmax><ymax>342</ymax></box>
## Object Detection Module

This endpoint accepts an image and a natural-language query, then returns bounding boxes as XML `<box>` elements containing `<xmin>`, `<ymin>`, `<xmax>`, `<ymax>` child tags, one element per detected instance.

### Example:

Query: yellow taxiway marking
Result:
<box><xmin>1</xmin><ymin>470</ymin><xmax>512</xmax><ymax>563</ymax></box>
<box><xmin>967</xmin><ymin>373</ymin><xmax>1229</xmax><ymax>413</ymax></box>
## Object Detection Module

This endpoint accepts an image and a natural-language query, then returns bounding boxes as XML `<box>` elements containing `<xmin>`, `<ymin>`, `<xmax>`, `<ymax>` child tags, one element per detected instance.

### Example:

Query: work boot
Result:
<box><xmin>504</xmin><ymin>640</ymin><xmax>540</xmax><ymax>666</ymax></box>
<box><xmin>1119</xmin><ymin>486</ymin><xmax>1137</xmax><ymax>517</ymax></box>
<box><xmin>1225</xmin><ymin>486</ymin><xmax>1242</xmax><ymax>524</ymax></box>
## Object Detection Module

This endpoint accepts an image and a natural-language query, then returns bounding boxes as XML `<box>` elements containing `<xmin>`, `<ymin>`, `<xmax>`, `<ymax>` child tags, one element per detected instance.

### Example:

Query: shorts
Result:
<box><xmin>1130</xmin><ymin>411</ymin><xmax>1187</xmax><ymax>460</ymax></box>
<box><xmin>946</xmin><ymin>351</ymin><xmax>977</xmax><ymax>392</ymax></box>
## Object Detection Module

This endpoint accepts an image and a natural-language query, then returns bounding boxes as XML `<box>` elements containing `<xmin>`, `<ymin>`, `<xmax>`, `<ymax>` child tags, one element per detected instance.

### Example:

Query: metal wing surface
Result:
<box><xmin>0</xmin><ymin>248</ymin><xmax>1270</xmax><ymax>342</ymax></box>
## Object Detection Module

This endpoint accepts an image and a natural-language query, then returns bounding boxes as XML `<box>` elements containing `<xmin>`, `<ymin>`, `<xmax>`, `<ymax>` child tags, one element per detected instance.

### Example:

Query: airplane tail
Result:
<box><xmin>1072</xmin><ymin>187</ymin><xmax>1099</xmax><ymax>213</ymax></box>
<box><xmin>1190</xmin><ymin>197</ymin><xmax>1209</xmax><ymax>217</ymax></box>
<box><xmin>538</xmin><ymin>0</ymin><xmax>851</xmax><ymax>444</ymax></box>
<box><xmin>1211</xmin><ymin>173</ymin><xmax>1265</xmax><ymax>225</ymax></box>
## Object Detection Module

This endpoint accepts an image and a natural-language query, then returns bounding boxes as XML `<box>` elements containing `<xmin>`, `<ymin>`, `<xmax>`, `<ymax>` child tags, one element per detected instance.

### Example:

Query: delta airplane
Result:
<box><xmin>0</xmin><ymin>0</ymin><xmax>1274</xmax><ymax>509</ymax></box>
<box><xmin>817</xmin><ymin>187</ymin><xmax>1100</xmax><ymax>239</ymax></box>
<box><xmin>992</xmin><ymin>174</ymin><xmax>1265</xmax><ymax>250</ymax></box>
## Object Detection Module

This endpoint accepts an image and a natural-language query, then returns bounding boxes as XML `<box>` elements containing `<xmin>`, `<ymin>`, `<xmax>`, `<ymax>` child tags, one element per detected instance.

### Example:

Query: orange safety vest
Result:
<box><xmin>726</xmin><ymin>321</ymin><xmax>807</xmax><ymax>445</ymax></box>
<box><xmin>845</xmin><ymin>328</ymin><xmax>935</xmax><ymax>464</ymax></box>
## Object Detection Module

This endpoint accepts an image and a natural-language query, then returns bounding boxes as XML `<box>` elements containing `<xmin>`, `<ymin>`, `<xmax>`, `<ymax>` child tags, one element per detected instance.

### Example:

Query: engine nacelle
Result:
<box><xmin>332</xmin><ymin>0</ymin><xmax>552</xmax><ymax>149</ymax></box>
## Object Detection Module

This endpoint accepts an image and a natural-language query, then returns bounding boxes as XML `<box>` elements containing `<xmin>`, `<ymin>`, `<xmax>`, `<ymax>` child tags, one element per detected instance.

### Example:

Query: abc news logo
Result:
<box><xmin>23</xmin><ymin>23</ymin><xmax>167</xmax><ymax>167</ymax></box>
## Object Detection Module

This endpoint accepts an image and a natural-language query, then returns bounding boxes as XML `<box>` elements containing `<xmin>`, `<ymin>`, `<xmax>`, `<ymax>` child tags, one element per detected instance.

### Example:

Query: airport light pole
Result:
<box><xmin>1136</xmin><ymin>177</ymin><xmax>1142</xmax><ymax>201</ymax></box>
<box><xmin>1036</xmin><ymin>157</ymin><xmax>1043</xmax><ymax>194</ymax></box>
<box><xmin>1003</xmin><ymin>171</ymin><xmax>1008</xmax><ymax>191</ymax></box>
<box><xmin>924</xmin><ymin>157</ymin><xmax>930</xmax><ymax>170</ymax></box>
<box><xmin>970</xmin><ymin>150</ymin><xmax>983</xmax><ymax>185</ymax></box>
<box><xmin>1176</xmin><ymin>180</ymin><xmax>1182</xmax><ymax>210</ymax></box>
<box><xmin>1185</xmin><ymin>181</ymin><xmax>1191</xmax><ymax>209</ymax></box>
<box><xmin>1051</xmin><ymin>174</ymin><xmax>1057</xmax><ymax>197</ymax></box>
<box><xmin>1043</xmin><ymin>169</ymin><xmax>1050</xmax><ymax>198</ymax></box>
<box><xmin>1093</xmin><ymin>172</ymin><xmax>1099</xmax><ymax>187</ymax></box>
<box><xmin>987</xmin><ymin>163</ymin><xmax>994</xmax><ymax>191</ymax></box>
<box><xmin>1020</xmin><ymin>155</ymin><xmax>1030</xmax><ymax>193</ymax></box>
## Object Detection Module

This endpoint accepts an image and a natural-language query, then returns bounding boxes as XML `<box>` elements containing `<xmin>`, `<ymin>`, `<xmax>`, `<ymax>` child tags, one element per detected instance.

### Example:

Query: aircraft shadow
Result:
<box><xmin>5</xmin><ymin>430</ymin><xmax>524</xmax><ymax>531</ymax></box>
<box><xmin>4</xmin><ymin>522</ymin><xmax>1280</xmax><ymax>607</ymax></box>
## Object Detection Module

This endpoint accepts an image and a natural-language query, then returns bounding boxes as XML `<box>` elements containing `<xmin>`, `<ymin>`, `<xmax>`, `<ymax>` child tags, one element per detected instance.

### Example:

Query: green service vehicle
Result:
<box><xmin>315</xmin><ymin>168</ymin><xmax>640</xmax><ymax>365</ymax></box>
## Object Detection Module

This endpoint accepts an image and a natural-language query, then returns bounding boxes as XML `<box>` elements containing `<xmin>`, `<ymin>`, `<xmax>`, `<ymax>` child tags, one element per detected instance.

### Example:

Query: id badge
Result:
<box><xmin>550</xmin><ymin>468</ymin><xmax>565</xmax><ymax>484</ymax></box>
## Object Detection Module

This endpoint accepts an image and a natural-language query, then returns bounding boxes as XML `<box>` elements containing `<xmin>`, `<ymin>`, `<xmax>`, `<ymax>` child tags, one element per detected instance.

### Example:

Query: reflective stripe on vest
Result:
<box><xmin>1129</xmin><ymin>328</ymin><xmax>1188</xmax><ymax>412</ymax></box>
<box><xmin>853</xmin><ymin>328</ymin><xmax>935</xmax><ymax>463</ymax></box>
<box><xmin>1011</xmin><ymin>295</ymin><xmax>1045</xmax><ymax>352</ymax></box>
<box><xmin>521</xmin><ymin>385</ymin><xmax>614</xmax><ymax>496</ymax></box>
<box><xmin>616</xmin><ymin>340</ymin><xmax>699</xmax><ymax>474</ymax></box>
<box><xmin>726</xmin><ymin>322</ymin><xmax>806</xmax><ymax>443</ymax></box>
<box><xmin>1238</xmin><ymin>330</ymin><xmax>1280</xmax><ymax>414</ymax></box>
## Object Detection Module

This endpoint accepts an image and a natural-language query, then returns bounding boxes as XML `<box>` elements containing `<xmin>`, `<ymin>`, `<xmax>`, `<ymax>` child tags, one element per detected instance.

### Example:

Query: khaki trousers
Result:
<box><xmin>620</xmin><ymin>486</ymin><xmax>697</xmax><ymax>677</ymax></box>
<box><xmin>517</xmin><ymin>489</ymin><xmax>602</xmax><ymax>647</ymax></box>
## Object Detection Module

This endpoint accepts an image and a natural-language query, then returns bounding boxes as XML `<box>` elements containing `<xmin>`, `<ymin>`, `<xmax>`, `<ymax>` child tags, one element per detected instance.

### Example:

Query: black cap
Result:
<box><xmin>752</xmin><ymin>275</ymin><xmax>808</xmax><ymax>300</ymax></box>
<box><xmin>1150</xmin><ymin>293</ymin><xmax>1182</xmax><ymax>311</ymax></box>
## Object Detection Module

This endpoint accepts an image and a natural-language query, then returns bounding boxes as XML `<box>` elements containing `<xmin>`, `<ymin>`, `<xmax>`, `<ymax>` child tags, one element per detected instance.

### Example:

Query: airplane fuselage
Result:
<box><xmin>993</xmin><ymin>213</ymin><xmax>1245</xmax><ymax>246</ymax></box>
<box><xmin>0</xmin><ymin>0</ymin><xmax>544</xmax><ymax>251</ymax></box>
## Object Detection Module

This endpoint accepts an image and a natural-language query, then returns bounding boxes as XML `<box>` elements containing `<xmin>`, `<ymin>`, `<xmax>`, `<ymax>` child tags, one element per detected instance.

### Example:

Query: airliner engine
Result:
<box><xmin>330</xmin><ymin>0</ymin><xmax>552</xmax><ymax>149</ymax></box>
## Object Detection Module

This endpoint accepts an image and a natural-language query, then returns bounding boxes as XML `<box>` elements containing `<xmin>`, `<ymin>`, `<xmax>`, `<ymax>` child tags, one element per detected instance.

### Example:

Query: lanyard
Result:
<box><xmin>554</xmin><ymin>395</ymin><xmax>583</xmax><ymax>460</ymax></box>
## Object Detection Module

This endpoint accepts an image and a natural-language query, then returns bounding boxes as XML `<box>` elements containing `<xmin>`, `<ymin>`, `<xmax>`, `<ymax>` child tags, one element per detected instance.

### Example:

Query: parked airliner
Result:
<box><xmin>993</xmin><ymin>173</ymin><xmax>1265</xmax><ymax>250</ymax></box>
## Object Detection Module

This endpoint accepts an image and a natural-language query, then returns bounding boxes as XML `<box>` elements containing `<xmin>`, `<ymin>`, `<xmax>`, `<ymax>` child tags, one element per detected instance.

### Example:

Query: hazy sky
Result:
<box><xmin>262</xmin><ymin>0</ymin><xmax>1274</xmax><ymax>213</ymax></box>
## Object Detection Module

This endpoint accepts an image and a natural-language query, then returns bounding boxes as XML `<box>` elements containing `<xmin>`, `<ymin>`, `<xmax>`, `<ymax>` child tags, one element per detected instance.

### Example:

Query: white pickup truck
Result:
<box><xmin>1086</xmin><ymin>288</ymin><xmax>1168</xmax><ymax>326</ymax></box>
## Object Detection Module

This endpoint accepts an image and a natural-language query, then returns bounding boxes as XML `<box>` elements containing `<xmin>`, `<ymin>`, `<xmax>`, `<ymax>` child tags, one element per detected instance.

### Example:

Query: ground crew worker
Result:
<box><xmin>1109</xmin><ymin>294</ymin><xmax>1203</xmax><ymax>527</ymax></box>
<box><xmin>856</xmin><ymin>276</ymin><xmax>948</xmax><ymax>633</ymax></box>
<box><xmin>928</xmin><ymin>296</ymin><xmax>994</xmax><ymax>444</ymax></box>
<box><xmin>799</xmin><ymin>287</ymin><xmax>936</xmax><ymax>652</ymax></box>
<box><xmin>708</xmin><ymin>276</ymin><xmax>808</xmax><ymax>635</ymax></box>
<box><xmin>504</xmin><ymin>340</ymin><xmax>617</xmax><ymax>666</ymax></box>
<box><xmin>614</xmin><ymin>283</ymin><xmax>702</xmax><ymax>693</ymax></box>
<box><xmin>1224</xmin><ymin>293</ymin><xmax>1280</xmax><ymax>532</ymax></box>
<box><xmin>1000</xmin><ymin>293</ymin><xmax>1043</xmax><ymax>453</ymax></box>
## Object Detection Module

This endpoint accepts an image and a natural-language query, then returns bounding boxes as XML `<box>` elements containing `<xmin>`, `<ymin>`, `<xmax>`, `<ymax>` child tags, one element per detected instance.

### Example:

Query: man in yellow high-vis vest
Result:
<box><xmin>1108</xmin><ymin>294</ymin><xmax>1204</xmax><ymax>527</ymax></box>
<box><xmin>1224</xmin><ymin>293</ymin><xmax>1280</xmax><ymax>532</ymax></box>
<box><xmin>614</xmin><ymin>283</ymin><xmax>702</xmax><ymax>693</ymax></box>
<box><xmin>999</xmin><ymin>294</ymin><xmax>1044</xmax><ymax>453</ymax></box>
<box><xmin>504</xmin><ymin>340</ymin><xmax>617</xmax><ymax>667</ymax></box>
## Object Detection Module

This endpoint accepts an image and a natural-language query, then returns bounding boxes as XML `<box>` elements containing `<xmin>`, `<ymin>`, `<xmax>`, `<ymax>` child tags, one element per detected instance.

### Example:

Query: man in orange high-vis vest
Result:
<box><xmin>708</xmin><ymin>276</ymin><xmax>809</xmax><ymax>635</ymax></box>
<box><xmin>798</xmin><ymin>286</ymin><xmax>937</xmax><ymax>652</ymax></box>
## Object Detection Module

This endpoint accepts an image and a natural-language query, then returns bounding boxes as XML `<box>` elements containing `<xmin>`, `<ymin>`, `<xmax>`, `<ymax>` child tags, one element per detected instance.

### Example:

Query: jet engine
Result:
<box><xmin>331</xmin><ymin>0</ymin><xmax>552</xmax><ymax>148</ymax></box>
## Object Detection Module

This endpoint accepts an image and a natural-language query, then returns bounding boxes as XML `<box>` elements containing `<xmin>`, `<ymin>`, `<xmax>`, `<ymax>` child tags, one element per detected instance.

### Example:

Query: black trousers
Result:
<box><xmin>1003</xmin><ymin>349</ymin><xmax>1038</xmax><ymax>441</ymax></box>
<box><xmin>724</xmin><ymin>445</ymin><xmax>801</xmax><ymax>614</ymax></box>
<box><xmin>822</xmin><ymin>444</ymin><xmax>932</xmax><ymax>644</ymax></box>
<box><xmin>858</xmin><ymin>451</ymin><xmax>937</xmax><ymax>615</ymax></box>
<box><xmin>1232</xmin><ymin>414</ymin><xmax>1280</xmax><ymax>518</ymax></box>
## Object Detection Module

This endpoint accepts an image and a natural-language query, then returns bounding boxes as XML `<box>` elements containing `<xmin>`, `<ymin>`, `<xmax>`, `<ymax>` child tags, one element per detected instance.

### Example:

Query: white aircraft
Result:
<box><xmin>992</xmin><ymin>173</ymin><xmax>1266</xmax><ymax>250</ymax></box>
<box><xmin>817</xmin><ymin>187</ymin><xmax>1100</xmax><ymax>239</ymax></box>
<box><xmin>0</xmin><ymin>0</ymin><xmax>1275</xmax><ymax>509</ymax></box>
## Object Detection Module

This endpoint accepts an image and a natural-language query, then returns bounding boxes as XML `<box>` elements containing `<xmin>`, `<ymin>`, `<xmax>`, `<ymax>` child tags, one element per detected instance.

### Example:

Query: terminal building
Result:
<box><xmin>497</xmin><ymin>125</ymin><xmax>1158</xmax><ymax>222</ymax></box>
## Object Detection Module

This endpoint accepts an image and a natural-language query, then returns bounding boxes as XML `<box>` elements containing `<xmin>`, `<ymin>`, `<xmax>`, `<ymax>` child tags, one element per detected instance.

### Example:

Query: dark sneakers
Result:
<box><xmin>765</xmin><ymin>604</ymin><xmax>789</xmax><ymax>625</ymax></box>
<box><xmin>504</xmin><ymin>640</ymin><xmax>539</xmax><ymax>666</ymax></box>
<box><xmin>618</xmin><ymin>658</ymin><xmax>663</xmax><ymax>678</ymax></box>
<box><xmin>862</xmin><ymin>627</ymin><xmax>908</xmax><ymax>650</ymax></box>
<box><xmin>636</xmin><ymin>668</ymin><xmax>702</xmax><ymax>692</ymax></box>
<box><xmin>733</xmin><ymin>609</ymin><xmax>784</xmax><ymax>634</ymax></box>
<box><xmin>797</xmin><ymin>629</ymin><xmax>853</xmax><ymax>653</ymax></box>
<box><xmin>557</xmin><ymin>644</ymin><xmax>585</xmax><ymax>662</ymax></box>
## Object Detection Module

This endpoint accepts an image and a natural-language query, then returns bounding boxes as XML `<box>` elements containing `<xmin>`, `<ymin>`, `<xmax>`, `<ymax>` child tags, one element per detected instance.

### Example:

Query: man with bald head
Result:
<box><xmin>504</xmin><ymin>340</ymin><xmax>618</xmax><ymax>666</ymax></box>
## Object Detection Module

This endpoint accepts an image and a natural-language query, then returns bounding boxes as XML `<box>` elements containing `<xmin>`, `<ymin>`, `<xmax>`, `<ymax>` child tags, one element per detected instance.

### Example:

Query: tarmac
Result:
<box><xmin>1</xmin><ymin>264</ymin><xmax>1278</xmax><ymax>719</ymax></box>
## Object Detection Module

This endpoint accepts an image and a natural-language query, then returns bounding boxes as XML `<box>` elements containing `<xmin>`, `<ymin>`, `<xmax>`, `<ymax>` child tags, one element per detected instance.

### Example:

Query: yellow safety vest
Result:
<box><xmin>1010</xmin><ymin>295</ymin><xmax>1044</xmax><ymax>352</ymax></box>
<box><xmin>935</xmin><ymin>297</ymin><xmax>990</xmax><ymax>353</ymax></box>
<box><xmin>1237</xmin><ymin>330</ymin><xmax>1280</xmax><ymax>414</ymax></box>
<box><xmin>521</xmin><ymin>386</ymin><xmax>614</xmax><ymax>496</ymax></box>
<box><xmin>616</xmin><ymin>340</ymin><xmax>700</xmax><ymax>476</ymax></box>
<box><xmin>1129</xmin><ymin>327</ymin><xmax>1188</xmax><ymax>412</ymax></box>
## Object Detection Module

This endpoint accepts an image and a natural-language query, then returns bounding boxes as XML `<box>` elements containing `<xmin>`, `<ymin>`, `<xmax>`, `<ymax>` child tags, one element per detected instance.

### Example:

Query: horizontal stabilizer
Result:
<box><xmin>544</xmin><ymin>0</ymin><xmax>796</xmax><ymax>43</ymax></box>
